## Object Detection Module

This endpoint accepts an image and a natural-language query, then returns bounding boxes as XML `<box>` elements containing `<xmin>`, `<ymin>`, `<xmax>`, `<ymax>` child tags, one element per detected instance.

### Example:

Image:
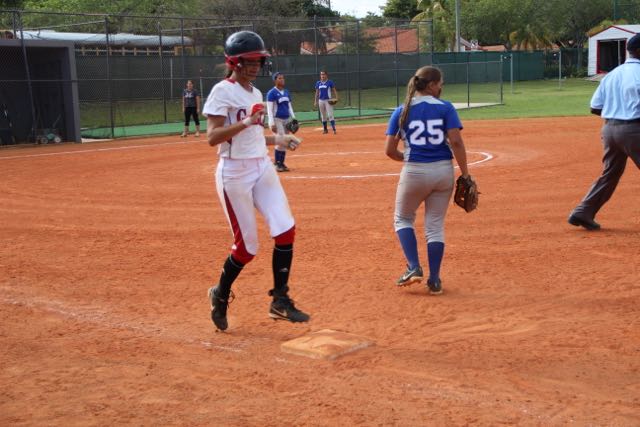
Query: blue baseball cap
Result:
<box><xmin>272</xmin><ymin>71</ymin><xmax>283</xmax><ymax>81</ymax></box>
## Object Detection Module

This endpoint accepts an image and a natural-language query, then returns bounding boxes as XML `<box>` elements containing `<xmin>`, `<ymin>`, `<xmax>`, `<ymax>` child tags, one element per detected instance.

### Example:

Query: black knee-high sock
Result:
<box><xmin>217</xmin><ymin>255</ymin><xmax>244</xmax><ymax>299</ymax></box>
<box><xmin>272</xmin><ymin>244</ymin><xmax>293</xmax><ymax>294</ymax></box>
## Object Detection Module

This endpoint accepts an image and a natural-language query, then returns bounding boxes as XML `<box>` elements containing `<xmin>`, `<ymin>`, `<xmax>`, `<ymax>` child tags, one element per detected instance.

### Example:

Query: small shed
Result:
<box><xmin>588</xmin><ymin>24</ymin><xmax>640</xmax><ymax>75</ymax></box>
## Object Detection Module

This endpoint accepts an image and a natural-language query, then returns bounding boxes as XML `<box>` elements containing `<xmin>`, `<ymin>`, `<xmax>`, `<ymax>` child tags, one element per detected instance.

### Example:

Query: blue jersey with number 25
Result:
<box><xmin>386</xmin><ymin>95</ymin><xmax>462</xmax><ymax>163</ymax></box>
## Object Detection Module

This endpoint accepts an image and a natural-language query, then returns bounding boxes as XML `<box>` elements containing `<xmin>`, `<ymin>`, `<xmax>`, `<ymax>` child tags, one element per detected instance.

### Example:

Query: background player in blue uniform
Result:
<box><xmin>314</xmin><ymin>70</ymin><xmax>338</xmax><ymax>134</ymax></box>
<box><xmin>267</xmin><ymin>72</ymin><xmax>296</xmax><ymax>172</ymax></box>
<box><xmin>385</xmin><ymin>66</ymin><xmax>471</xmax><ymax>295</ymax></box>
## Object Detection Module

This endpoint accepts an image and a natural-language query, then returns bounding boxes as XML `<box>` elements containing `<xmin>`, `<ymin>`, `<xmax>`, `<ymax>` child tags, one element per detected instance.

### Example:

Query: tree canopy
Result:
<box><xmin>7</xmin><ymin>0</ymin><xmax>640</xmax><ymax>51</ymax></box>
<box><xmin>410</xmin><ymin>0</ymin><xmax>638</xmax><ymax>50</ymax></box>
<box><xmin>16</xmin><ymin>0</ymin><xmax>338</xmax><ymax>18</ymax></box>
<box><xmin>381</xmin><ymin>0</ymin><xmax>419</xmax><ymax>19</ymax></box>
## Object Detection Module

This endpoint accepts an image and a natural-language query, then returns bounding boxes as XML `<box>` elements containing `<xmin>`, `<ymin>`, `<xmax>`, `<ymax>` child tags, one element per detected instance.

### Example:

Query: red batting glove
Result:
<box><xmin>242</xmin><ymin>103</ymin><xmax>266</xmax><ymax>127</ymax></box>
<box><xmin>250</xmin><ymin>103</ymin><xmax>265</xmax><ymax>125</ymax></box>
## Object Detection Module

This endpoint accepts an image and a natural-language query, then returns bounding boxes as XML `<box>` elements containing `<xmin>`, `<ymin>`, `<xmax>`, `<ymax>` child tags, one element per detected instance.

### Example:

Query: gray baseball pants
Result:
<box><xmin>394</xmin><ymin>160</ymin><xmax>454</xmax><ymax>243</ymax></box>
<box><xmin>572</xmin><ymin>120</ymin><xmax>640</xmax><ymax>220</ymax></box>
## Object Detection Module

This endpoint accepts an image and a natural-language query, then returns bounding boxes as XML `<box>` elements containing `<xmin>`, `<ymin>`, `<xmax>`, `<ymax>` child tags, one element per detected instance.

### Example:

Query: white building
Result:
<box><xmin>588</xmin><ymin>24</ymin><xmax>640</xmax><ymax>75</ymax></box>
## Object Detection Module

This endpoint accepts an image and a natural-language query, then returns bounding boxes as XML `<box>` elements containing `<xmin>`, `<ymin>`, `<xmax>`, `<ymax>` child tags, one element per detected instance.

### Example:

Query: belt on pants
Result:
<box><xmin>605</xmin><ymin>118</ymin><xmax>640</xmax><ymax>125</ymax></box>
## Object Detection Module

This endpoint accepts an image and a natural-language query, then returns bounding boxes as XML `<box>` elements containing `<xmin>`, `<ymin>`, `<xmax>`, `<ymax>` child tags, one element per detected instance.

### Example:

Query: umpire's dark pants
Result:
<box><xmin>573</xmin><ymin>119</ymin><xmax>640</xmax><ymax>220</ymax></box>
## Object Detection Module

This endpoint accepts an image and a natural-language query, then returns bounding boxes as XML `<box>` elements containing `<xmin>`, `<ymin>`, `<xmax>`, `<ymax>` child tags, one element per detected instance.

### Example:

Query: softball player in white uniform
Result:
<box><xmin>204</xmin><ymin>31</ymin><xmax>309</xmax><ymax>331</ymax></box>
<box><xmin>385</xmin><ymin>66</ymin><xmax>470</xmax><ymax>295</ymax></box>
<box><xmin>314</xmin><ymin>71</ymin><xmax>338</xmax><ymax>134</ymax></box>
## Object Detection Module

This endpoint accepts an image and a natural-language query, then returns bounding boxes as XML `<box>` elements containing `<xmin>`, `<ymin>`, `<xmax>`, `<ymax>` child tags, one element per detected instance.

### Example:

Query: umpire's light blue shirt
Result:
<box><xmin>591</xmin><ymin>57</ymin><xmax>640</xmax><ymax>120</ymax></box>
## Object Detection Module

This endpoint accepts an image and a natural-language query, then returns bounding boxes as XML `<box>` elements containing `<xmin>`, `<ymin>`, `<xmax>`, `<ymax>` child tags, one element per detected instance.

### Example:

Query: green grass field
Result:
<box><xmin>81</xmin><ymin>78</ymin><xmax>598</xmax><ymax>138</ymax></box>
<box><xmin>457</xmin><ymin>78</ymin><xmax>596</xmax><ymax>121</ymax></box>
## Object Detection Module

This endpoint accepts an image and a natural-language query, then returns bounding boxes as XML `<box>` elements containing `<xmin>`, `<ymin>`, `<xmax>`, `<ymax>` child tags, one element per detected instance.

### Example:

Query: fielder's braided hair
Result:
<box><xmin>398</xmin><ymin>66</ymin><xmax>442</xmax><ymax>131</ymax></box>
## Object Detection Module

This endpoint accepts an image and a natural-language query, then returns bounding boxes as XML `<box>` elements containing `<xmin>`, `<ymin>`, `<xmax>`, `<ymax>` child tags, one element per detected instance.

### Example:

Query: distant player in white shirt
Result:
<box><xmin>203</xmin><ymin>31</ymin><xmax>309</xmax><ymax>331</ymax></box>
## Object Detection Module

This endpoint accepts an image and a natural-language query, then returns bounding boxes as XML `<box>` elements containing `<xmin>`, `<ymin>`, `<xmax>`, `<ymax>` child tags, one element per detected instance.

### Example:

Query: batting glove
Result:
<box><xmin>275</xmin><ymin>134</ymin><xmax>302</xmax><ymax>151</ymax></box>
<box><xmin>242</xmin><ymin>103</ymin><xmax>266</xmax><ymax>127</ymax></box>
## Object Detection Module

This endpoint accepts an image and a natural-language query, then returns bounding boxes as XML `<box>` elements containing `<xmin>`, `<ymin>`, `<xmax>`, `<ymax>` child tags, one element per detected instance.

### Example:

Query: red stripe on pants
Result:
<box><xmin>274</xmin><ymin>226</ymin><xmax>295</xmax><ymax>245</ymax></box>
<box><xmin>223</xmin><ymin>190</ymin><xmax>254</xmax><ymax>264</ymax></box>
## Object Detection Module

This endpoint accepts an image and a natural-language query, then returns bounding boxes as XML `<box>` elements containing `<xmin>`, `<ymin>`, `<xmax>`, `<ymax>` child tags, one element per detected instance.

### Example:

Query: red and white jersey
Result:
<box><xmin>203</xmin><ymin>79</ymin><xmax>267</xmax><ymax>159</ymax></box>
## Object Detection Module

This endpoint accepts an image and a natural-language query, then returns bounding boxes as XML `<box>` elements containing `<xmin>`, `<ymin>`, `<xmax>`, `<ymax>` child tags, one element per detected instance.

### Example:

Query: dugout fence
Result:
<box><xmin>0</xmin><ymin>10</ymin><xmax>511</xmax><ymax>142</ymax></box>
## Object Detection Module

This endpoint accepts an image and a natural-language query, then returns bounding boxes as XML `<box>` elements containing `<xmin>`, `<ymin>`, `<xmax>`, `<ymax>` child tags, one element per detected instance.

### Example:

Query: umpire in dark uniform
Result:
<box><xmin>568</xmin><ymin>33</ymin><xmax>640</xmax><ymax>230</ymax></box>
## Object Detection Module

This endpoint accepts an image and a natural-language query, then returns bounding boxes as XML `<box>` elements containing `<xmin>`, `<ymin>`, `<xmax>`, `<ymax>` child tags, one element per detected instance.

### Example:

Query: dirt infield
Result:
<box><xmin>1</xmin><ymin>117</ymin><xmax>639</xmax><ymax>425</ymax></box>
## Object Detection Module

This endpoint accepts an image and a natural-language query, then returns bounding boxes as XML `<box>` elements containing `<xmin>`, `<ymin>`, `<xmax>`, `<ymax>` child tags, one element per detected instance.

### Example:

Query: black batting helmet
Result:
<box><xmin>224</xmin><ymin>31</ymin><xmax>270</xmax><ymax>71</ymax></box>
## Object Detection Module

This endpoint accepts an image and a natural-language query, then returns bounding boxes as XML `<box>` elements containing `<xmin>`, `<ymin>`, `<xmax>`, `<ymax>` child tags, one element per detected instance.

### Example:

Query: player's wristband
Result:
<box><xmin>242</xmin><ymin>117</ymin><xmax>253</xmax><ymax>127</ymax></box>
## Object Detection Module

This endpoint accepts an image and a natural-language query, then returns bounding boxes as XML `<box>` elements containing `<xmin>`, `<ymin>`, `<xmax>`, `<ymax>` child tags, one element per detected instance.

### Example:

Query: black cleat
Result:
<box><xmin>208</xmin><ymin>285</ymin><xmax>233</xmax><ymax>331</ymax></box>
<box><xmin>276</xmin><ymin>162</ymin><xmax>290</xmax><ymax>172</ymax></box>
<box><xmin>568</xmin><ymin>214</ymin><xmax>600</xmax><ymax>230</ymax></box>
<box><xmin>426</xmin><ymin>278</ymin><xmax>443</xmax><ymax>295</ymax></box>
<box><xmin>268</xmin><ymin>288</ymin><xmax>310</xmax><ymax>323</ymax></box>
<box><xmin>322</xmin><ymin>129</ymin><xmax>328</xmax><ymax>134</ymax></box>
<box><xmin>396</xmin><ymin>265</ymin><xmax>424</xmax><ymax>287</ymax></box>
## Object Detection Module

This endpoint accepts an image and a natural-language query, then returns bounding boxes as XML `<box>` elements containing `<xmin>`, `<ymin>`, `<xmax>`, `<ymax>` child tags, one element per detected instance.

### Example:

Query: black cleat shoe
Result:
<box><xmin>426</xmin><ymin>278</ymin><xmax>443</xmax><ymax>295</ymax></box>
<box><xmin>396</xmin><ymin>265</ymin><xmax>424</xmax><ymax>287</ymax></box>
<box><xmin>333</xmin><ymin>129</ymin><xmax>336</xmax><ymax>134</ymax></box>
<box><xmin>568</xmin><ymin>214</ymin><xmax>600</xmax><ymax>230</ymax></box>
<box><xmin>276</xmin><ymin>162</ymin><xmax>290</xmax><ymax>172</ymax></box>
<box><xmin>322</xmin><ymin>129</ymin><xmax>328</xmax><ymax>134</ymax></box>
<box><xmin>208</xmin><ymin>285</ymin><xmax>234</xmax><ymax>331</ymax></box>
<box><xmin>268</xmin><ymin>288</ymin><xmax>310</xmax><ymax>323</ymax></box>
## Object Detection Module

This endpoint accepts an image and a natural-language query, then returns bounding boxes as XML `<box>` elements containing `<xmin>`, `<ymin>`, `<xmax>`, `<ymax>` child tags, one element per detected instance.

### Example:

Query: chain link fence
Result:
<box><xmin>0</xmin><ymin>10</ymin><xmax>508</xmax><ymax>142</ymax></box>
<box><xmin>543</xmin><ymin>47</ymin><xmax>589</xmax><ymax>79</ymax></box>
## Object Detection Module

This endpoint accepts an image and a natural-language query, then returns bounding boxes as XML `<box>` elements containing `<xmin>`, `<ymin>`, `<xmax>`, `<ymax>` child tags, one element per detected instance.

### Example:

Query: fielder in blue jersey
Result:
<box><xmin>385</xmin><ymin>66</ymin><xmax>472</xmax><ymax>295</ymax></box>
<box><xmin>267</xmin><ymin>72</ymin><xmax>296</xmax><ymax>172</ymax></box>
<box><xmin>314</xmin><ymin>70</ymin><xmax>338</xmax><ymax>134</ymax></box>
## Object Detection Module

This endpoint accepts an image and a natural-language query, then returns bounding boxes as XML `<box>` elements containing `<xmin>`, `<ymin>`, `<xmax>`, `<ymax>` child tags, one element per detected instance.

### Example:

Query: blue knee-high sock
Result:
<box><xmin>396</xmin><ymin>228</ymin><xmax>420</xmax><ymax>269</ymax></box>
<box><xmin>330</xmin><ymin>120</ymin><xmax>335</xmax><ymax>130</ymax></box>
<box><xmin>427</xmin><ymin>242</ymin><xmax>445</xmax><ymax>282</ymax></box>
<box><xmin>322</xmin><ymin>121</ymin><xmax>327</xmax><ymax>131</ymax></box>
<box><xmin>275</xmin><ymin>150</ymin><xmax>284</xmax><ymax>163</ymax></box>
<box><xmin>280</xmin><ymin>150</ymin><xmax>287</xmax><ymax>163</ymax></box>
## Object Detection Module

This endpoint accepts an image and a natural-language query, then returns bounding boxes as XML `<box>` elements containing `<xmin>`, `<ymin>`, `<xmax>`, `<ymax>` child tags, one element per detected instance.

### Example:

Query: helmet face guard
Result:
<box><xmin>225</xmin><ymin>51</ymin><xmax>270</xmax><ymax>71</ymax></box>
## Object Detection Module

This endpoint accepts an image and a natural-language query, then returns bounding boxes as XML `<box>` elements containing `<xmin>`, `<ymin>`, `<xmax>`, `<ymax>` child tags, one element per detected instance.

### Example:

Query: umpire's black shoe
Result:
<box><xmin>208</xmin><ymin>285</ymin><xmax>233</xmax><ymax>331</ymax></box>
<box><xmin>268</xmin><ymin>287</ymin><xmax>310</xmax><ymax>323</ymax></box>
<box><xmin>396</xmin><ymin>265</ymin><xmax>424</xmax><ymax>287</ymax></box>
<box><xmin>426</xmin><ymin>278</ymin><xmax>443</xmax><ymax>295</ymax></box>
<box><xmin>568</xmin><ymin>214</ymin><xmax>601</xmax><ymax>231</ymax></box>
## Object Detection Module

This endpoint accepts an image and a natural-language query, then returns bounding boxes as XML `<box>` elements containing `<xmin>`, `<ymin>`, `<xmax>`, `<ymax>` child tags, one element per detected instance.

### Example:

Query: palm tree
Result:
<box><xmin>412</xmin><ymin>0</ymin><xmax>457</xmax><ymax>52</ymax></box>
<box><xmin>509</xmin><ymin>24</ymin><xmax>553</xmax><ymax>50</ymax></box>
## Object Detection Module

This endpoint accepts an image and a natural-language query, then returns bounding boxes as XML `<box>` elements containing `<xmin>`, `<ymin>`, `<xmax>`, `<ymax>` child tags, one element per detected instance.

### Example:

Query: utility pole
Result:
<box><xmin>558</xmin><ymin>49</ymin><xmax>562</xmax><ymax>88</ymax></box>
<box><xmin>455</xmin><ymin>0</ymin><xmax>461</xmax><ymax>52</ymax></box>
